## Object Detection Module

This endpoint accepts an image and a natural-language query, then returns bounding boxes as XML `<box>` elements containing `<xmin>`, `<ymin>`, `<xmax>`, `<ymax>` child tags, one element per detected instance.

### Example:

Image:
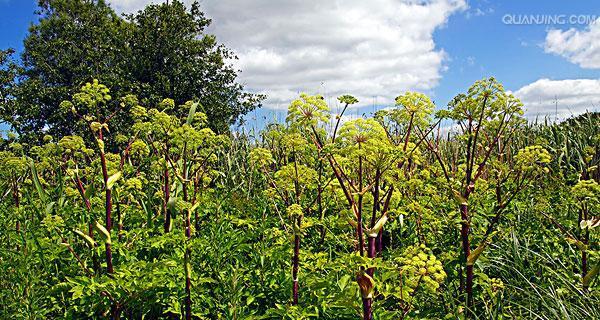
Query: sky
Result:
<box><xmin>1</xmin><ymin>0</ymin><xmax>599</xmax><ymax>132</ymax></box>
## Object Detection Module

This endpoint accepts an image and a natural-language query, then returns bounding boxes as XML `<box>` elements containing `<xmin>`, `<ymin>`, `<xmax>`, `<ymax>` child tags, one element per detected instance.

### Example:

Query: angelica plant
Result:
<box><xmin>421</xmin><ymin>78</ymin><xmax>552</xmax><ymax>315</ymax></box>
<box><xmin>286</xmin><ymin>93</ymin><xmax>438</xmax><ymax>319</ymax></box>
<box><xmin>569</xmin><ymin>179</ymin><xmax>599</xmax><ymax>288</ymax></box>
<box><xmin>249</xmin><ymin>129</ymin><xmax>320</xmax><ymax>305</ymax></box>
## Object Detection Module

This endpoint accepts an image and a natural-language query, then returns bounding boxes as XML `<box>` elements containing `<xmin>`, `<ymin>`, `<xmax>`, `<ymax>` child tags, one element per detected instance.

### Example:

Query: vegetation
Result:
<box><xmin>0</xmin><ymin>1</ymin><xmax>599</xmax><ymax>319</ymax></box>
<box><xmin>0</xmin><ymin>76</ymin><xmax>598</xmax><ymax>319</ymax></box>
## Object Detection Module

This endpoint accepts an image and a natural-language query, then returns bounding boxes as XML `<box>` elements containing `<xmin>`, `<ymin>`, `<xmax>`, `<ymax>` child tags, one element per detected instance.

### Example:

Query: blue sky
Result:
<box><xmin>1</xmin><ymin>0</ymin><xmax>599</xmax><ymax>133</ymax></box>
<box><xmin>434</xmin><ymin>0</ymin><xmax>599</xmax><ymax>105</ymax></box>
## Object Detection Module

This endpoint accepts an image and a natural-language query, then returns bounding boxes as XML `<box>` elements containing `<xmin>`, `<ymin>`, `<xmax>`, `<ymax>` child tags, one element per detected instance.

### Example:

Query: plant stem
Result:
<box><xmin>460</xmin><ymin>203</ymin><xmax>473</xmax><ymax>315</ymax></box>
<box><xmin>362</xmin><ymin>297</ymin><xmax>372</xmax><ymax>320</ymax></box>
<box><xmin>163</xmin><ymin>165</ymin><xmax>171</xmax><ymax>233</ymax></box>
<box><xmin>98</xmin><ymin>129</ymin><xmax>114</xmax><ymax>275</ymax></box>
<box><xmin>292</xmin><ymin>228</ymin><xmax>300</xmax><ymax>305</ymax></box>
<box><xmin>367</xmin><ymin>236</ymin><xmax>376</xmax><ymax>277</ymax></box>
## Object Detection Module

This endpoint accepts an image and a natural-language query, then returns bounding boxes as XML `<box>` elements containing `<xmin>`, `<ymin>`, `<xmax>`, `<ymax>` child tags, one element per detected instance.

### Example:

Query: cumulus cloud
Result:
<box><xmin>513</xmin><ymin>78</ymin><xmax>600</xmax><ymax>121</ymax></box>
<box><xmin>109</xmin><ymin>0</ymin><xmax>467</xmax><ymax>109</ymax></box>
<box><xmin>545</xmin><ymin>18</ymin><xmax>600</xmax><ymax>69</ymax></box>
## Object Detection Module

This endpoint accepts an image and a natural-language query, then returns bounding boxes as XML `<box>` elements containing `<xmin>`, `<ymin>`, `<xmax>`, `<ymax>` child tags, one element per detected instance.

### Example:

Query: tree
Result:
<box><xmin>0</xmin><ymin>49</ymin><xmax>18</xmax><ymax>138</ymax></box>
<box><xmin>127</xmin><ymin>1</ymin><xmax>262</xmax><ymax>133</ymax></box>
<box><xmin>2</xmin><ymin>0</ymin><xmax>261</xmax><ymax>144</ymax></box>
<box><xmin>9</xmin><ymin>0</ymin><xmax>132</xmax><ymax>142</ymax></box>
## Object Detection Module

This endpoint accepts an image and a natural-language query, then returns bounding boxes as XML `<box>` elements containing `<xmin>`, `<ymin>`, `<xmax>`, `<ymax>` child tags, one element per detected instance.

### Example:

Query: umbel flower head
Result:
<box><xmin>337</xmin><ymin>94</ymin><xmax>358</xmax><ymax>106</ymax></box>
<box><xmin>394</xmin><ymin>91</ymin><xmax>435</xmax><ymax>125</ymax></box>
<box><xmin>248</xmin><ymin>147</ymin><xmax>274</xmax><ymax>168</ymax></box>
<box><xmin>286</xmin><ymin>204</ymin><xmax>303</xmax><ymax>219</ymax></box>
<box><xmin>572</xmin><ymin>179</ymin><xmax>600</xmax><ymax>202</ymax></box>
<box><xmin>72</xmin><ymin>79</ymin><xmax>111</xmax><ymax>110</ymax></box>
<box><xmin>514</xmin><ymin>145</ymin><xmax>551</xmax><ymax>174</ymax></box>
<box><xmin>335</xmin><ymin>118</ymin><xmax>392</xmax><ymax>164</ymax></box>
<box><xmin>398</xmin><ymin>243</ymin><xmax>446</xmax><ymax>293</ymax></box>
<box><xmin>286</xmin><ymin>93</ymin><xmax>330</xmax><ymax>127</ymax></box>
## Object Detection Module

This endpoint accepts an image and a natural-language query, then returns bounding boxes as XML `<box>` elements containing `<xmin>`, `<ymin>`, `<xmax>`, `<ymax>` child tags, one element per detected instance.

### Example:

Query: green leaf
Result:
<box><xmin>467</xmin><ymin>241</ymin><xmax>489</xmax><ymax>266</ymax></box>
<box><xmin>565</xmin><ymin>237</ymin><xmax>588</xmax><ymax>251</ymax></box>
<box><xmin>83</xmin><ymin>179</ymin><xmax>95</xmax><ymax>201</ymax></box>
<box><xmin>93</xmin><ymin>221</ymin><xmax>111</xmax><ymax>244</ymax></box>
<box><xmin>356</xmin><ymin>271</ymin><xmax>375</xmax><ymax>299</ymax></box>
<box><xmin>337</xmin><ymin>274</ymin><xmax>351</xmax><ymax>291</ymax></box>
<box><xmin>29</xmin><ymin>158</ymin><xmax>48</xmax><ymax>203</ymax></box>
<box><xmin>583</xmin><ymin>264</ymin><xmax>599</xmax><ymax>287</ymax></box>
<box><xmin>106</xmin><ymin>171</ymin><xmax>122</xmax><ymax>190</ymax></box>
<box><xmin>366</xmin><ymin>213</ymin><xmax>388</xmax><ymax>238</ymax></box>
<box><xmin>73</xmin><ymin>229</ymin><xmax>96</xmax><ymax>248</ymax></box>
<box><xmin>452</xmin><ymin>189</ymin><xmax>467</xmax><ymax>206</ymax></box>
<box><xmin>167</xmin><ymin>197</ymin><xmax>178</xmax><ymax>213</ymax></box>
<box><xmin>186</xmin><ymin>102</ymin><xmax>198</xmax><ymax>125</ymax></box>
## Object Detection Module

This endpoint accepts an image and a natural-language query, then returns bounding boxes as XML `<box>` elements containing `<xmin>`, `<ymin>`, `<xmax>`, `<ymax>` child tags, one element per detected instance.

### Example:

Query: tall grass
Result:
<box><xmin>487</xmin><ymin>231</ymin><xmax>599</xmax><ymax>319</ymax></box>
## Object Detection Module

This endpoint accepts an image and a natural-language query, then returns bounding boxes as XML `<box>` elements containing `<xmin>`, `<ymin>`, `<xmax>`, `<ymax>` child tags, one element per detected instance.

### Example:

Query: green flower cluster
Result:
<box><xmin>515</xmin><ymin>145</ymin><xmax>551</xmax><ymax>174</ymax></box>
<box><xmin>249</xmin><ymin>147</ymin><xmax>274</xmax><ymax>168</ymax></box>
<box><xmin>274</xmin><ymin>163</ymin><xmax>317</xmax><ymax>193</ymax></box>
<box><xmin>286</xmin><ymin>93</ymin><xmax>330</xmax><ymax>127</ymax></box>
<box><xmin>398</xmin><ymin>244</ymin><xmax>446</xmax><ymax>293</ymax></box>
<box><xmin>41</xmin><ymin>214</ymin><xmax>65</xmax><ymax>231</ymax></box>
<box><xmin>124</xmin><ymin>177</ymin><xmax>143</xmax><ymax>192</ymax></box>
<box><xmin>0</xmin><ymin>151</ymin><xmax>28</xmax><ymax>175</ymax></box>
<box><xmin>286</xmin><ymin>204</ymin><xmax>303</xmax><ymax>219</ymax></box>
<box><xmin>72</xmin><ymin>79</ymin><xmax>111</xmax><ymax>110</ymax></box>
<box><xmin>129</xmin><ymin>139</ymin><xmax>150</xmax><ymax>158</ymax></box>
<box><xmin>489</xmin><ymin>278</ymin><xmax>505</xmax><ymax>292</ymax></box>
<box><xmin>572</xmin><ymin>179</ymin><xmax>600</xmax><ymax>201</ymax></box>
<box><xmin>58</xmin><ymin>135</ymin><xmax>86</xmax><ymax>153</ymax></box>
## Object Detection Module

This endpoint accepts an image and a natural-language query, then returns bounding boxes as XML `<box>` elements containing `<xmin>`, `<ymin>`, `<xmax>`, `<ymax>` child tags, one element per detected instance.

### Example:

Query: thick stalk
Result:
<box><xmin>460</xmin><ymin>203</ymin><xmax>473</xmax><ymax>314</ymax></box>
<box><xmin>184</xmin><ymin>248</ymin><xmax>192</xmax><ymax>320</ymax></box>
<box><xmin>98</xmin><ymin>129</ymin><xmax>114</xmax><ymax>275</ymax></box>
<box><xmin>367</xmin><ymin>236</ymin><xmax>376</xmax><ymax>277</ymax></box>
<box><xmin>357</xmin><ymin>154</ymin><xmax>365</xmax><ymax>256</ymax></box>
<box><xmin>183</xmin><ymin>150</ymin><xmax>192</xmax><ymax>320</ymax></box>
<box><xmin>13</xmin><ymin>181</ymin><xmax>20</xmax><ymax>251</ymax></box>
<box><xmin>105</xmin><ymin>243</ymin><xmax>114</xmax><ymax>274</ymax></box>
<box><xmin>163</xmin><ymin>166</ymin><xmax>171</xmax><ymax>233</ymax></box>
<box><xmin>582</xmin><ymin>204</ymin><xmax>589</xmax><ymax>289</ymax></box>
<box><xmin>291</xmin><ymin>156</ymin><xmax>301</xmax><ymax>305</ymax></box>
<box><xmin>377</xmin><ymin>186</ymin><xmax>393</xmax><ymax>254</ymax></box>
<box><xmin>292</xmin><ymin>227</ymin><xmax>300</xmax><ymax>305</ymax></box>
<box><xmin>98</xmin><ymin>130</ymin><xmax>112</xmax><ymax>231</ymax></box>
<box><xmin>362</xmin><ymin>298</ymin><xmax>372</xmax><ymax>320</ymax></box>
<box><xmin>75</xmin><ymin>176</ymin><xmax>100</xmax><ymax>274</ymax></box>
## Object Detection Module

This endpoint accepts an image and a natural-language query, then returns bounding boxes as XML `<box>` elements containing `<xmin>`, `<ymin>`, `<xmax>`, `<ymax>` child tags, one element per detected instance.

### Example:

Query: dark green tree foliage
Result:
<box><xmin>0</xmin><ymin>49</ymin><xmax>18</xmax><ymax>134</ymax></box>
<box><xmin>11</xmin><ymin>0</ymin><xmax>132</xmax><ymax>141</ymax></box>
<box><xmin>127</xmin><ymin>1</ymin><xmax>262</xmax><ymax>132</ymax></box>
<box><xmin>3</xmin><ymin>0</ymin><xmax>261</xmax><ymax>143</ymax></box>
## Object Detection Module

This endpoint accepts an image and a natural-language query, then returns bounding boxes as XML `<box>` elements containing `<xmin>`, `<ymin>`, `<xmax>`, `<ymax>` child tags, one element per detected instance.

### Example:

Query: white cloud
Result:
<box><xmin>513</xmin><ymin>78</ymin><xmax>600</xmax><ymax>121</ymax></box>
<box><xmin>545</xmin><ymin>18</ymin><xmax>600</xmax><ymax>69</ymax></box>
<box><xmin>108</xmin><ymin>0</ymin><xmax>159</xmax><ymax>12</ymax></box>
<box><xmin>109</xmin><ymin>0</ymin><xmax>467</xmax><ymax>109</ymax></box>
